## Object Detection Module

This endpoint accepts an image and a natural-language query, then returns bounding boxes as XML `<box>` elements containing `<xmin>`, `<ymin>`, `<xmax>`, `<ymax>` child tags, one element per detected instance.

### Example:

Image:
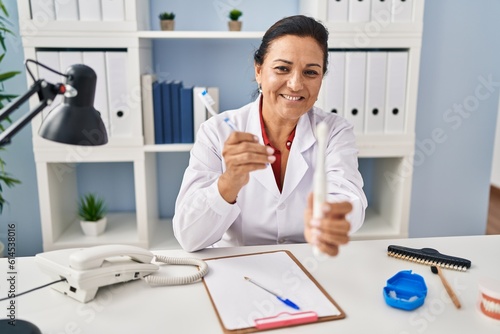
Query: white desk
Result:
<box><xmin>1</xmin><ymin>235</ymin><xmax>499</xmax><ymax>333</ymax></box>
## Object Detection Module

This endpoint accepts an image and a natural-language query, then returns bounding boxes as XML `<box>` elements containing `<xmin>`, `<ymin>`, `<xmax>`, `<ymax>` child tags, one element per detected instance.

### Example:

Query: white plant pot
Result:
<box><xmin>80</xmin><ymin>217</ymin><xmax>107</xmax><ymax>236</ymax></box>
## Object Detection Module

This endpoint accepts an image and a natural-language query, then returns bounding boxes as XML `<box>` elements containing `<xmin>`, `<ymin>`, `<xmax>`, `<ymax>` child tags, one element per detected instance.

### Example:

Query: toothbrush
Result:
<box><xmin>313</xmin><ymin>121</ymin><xmax>328</xmax><ymax>257</ymax></box>
<box><xmin>197</xmin><ymin>89</ymin><xmax>237</xmax><ymax>131</ymax></box>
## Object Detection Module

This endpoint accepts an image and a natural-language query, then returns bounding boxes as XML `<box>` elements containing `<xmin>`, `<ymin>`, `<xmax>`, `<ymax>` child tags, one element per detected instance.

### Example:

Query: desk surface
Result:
<box><xmin>1</xmin><ymin>235</ymin><xmax>499</xmax><ymax>333</ymax></box>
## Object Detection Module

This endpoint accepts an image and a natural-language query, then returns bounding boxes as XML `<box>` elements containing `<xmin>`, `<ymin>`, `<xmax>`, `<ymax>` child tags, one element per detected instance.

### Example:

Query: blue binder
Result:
<box><xmin>179</xmin><ymin>86</ymin><xmax>194</xmax><ymax>143</ymax></box>
<box><xmin>170</xmin><ymin>80</ymin><xmax>182</xmax><ymax>143</ymax></box>
<box><xmin>161</xmin><ymin>81</ymin><xmax>173</xmax><ymax>144</ymax></box>
<box><xmin>152</xmin><ymin>81</ymin><xmax>163</xmax><ymax>144</ymax></box>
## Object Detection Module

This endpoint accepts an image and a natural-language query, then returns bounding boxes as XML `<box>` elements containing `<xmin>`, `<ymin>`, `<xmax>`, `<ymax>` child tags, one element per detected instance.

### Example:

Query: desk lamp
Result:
<box><xmin>0</xmin><ymin>59</ymin><xmax>107</xmax><ymax>334</ymax></box>
<box><xmin>0</xmin><ymin>59</ymin><xmax>107</xmax><ymax>146</ymax></box>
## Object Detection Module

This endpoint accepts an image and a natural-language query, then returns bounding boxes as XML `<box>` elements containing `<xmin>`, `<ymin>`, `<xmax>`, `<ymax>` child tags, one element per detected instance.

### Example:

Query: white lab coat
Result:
<box><xmin>173</xmin><ymin>97</ymin><xmax>367</xmax><ymax>252</ymax></box>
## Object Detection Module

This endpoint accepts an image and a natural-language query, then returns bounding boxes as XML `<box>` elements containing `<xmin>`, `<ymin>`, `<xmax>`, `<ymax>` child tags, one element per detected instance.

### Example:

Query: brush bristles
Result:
<box><xmin>387</xmin><ymin>251</ymin><xmax>468</xmax><ymax>272</ymax></box>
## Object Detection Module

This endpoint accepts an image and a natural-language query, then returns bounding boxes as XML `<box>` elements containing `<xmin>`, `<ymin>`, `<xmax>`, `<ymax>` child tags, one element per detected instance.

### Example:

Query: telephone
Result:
<box><xmin>35</xmin><ymin>244</ymin><xmax>208</xmax><ymax>303</ymax></box>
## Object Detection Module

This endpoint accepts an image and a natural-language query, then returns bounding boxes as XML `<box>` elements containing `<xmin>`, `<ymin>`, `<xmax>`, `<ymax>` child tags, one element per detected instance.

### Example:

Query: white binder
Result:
<box><xmin>35</xmin><ymin>51</ymin><xmax>61</xmax><ymax>118</ymax></box>
<box><xmin>323</xmin><ymin>52</ymin><xmax>346</xmax><ymax>117</ymax></box>
<box><xmin>371</xmin><ymin>0</ymin><xmax>393</xmax><ymax>23</ymax></box>
<box><xmin>365</xmin><ymin>52</ymin><xmax>387</xmax><ymax>134</ymax></box>
<box><xmin>349</xmin><ymin>0</ymin><xmax>371</xmax><ymax>22</ymax></box>
<box><xmin>82</xmin><ymin>52</ymin><xmax>110</xmax><ymax>134</ymax></box>
<box><xmin>392</xmin><ymin>0</ymin><xmax>414</xmax><ymax>22</ymax></box>
<box><xmin>105</xmin><ymin>51</ymin><xmax>131</xmax><ymax>137</ymax></box>
<box><xmin>327</xmin><ymin>0</ymin><xmax>349</xmax><ymax>22</ymax></box>
<box><xmin>385</xmin><ymin>52</ymin><xmax>408</xmax><ymax>133</ymax></box>
<box><xmin>101</xmin><ymin>0</ymin><xmax>125</xmax><ymax>21</ymax></box>
<box><xmin>30</xmin><ymin>0</ymin><xmax>56</xmax><ymax>20</ymax></box>
<box><xmin>344</xmin><ymin>52</ymin><xmax>367</xmax><ymax>134</ymax></box>
<box><xmin>54</xmin><ymin>0</ymin><xmax>79</xmax><ymax>21</ymax></box>
<box><xmin>193</xmin><ymin>86</ymin><xmax>207</xmax><ymax>140</ymax></box>
<box><xmin>78</xmin><ymin>0</ymin><xmax>101</xmax><ymax>21</ymax></box>
<box><xmin>141</xmin><ymin>74</ymin><xmax>157</xmax><ymax>145</ymax></box>
<box><xmin>59</xmin><ymin>51</ymin><xmax>83</xmax><ymax>75</ymax></box>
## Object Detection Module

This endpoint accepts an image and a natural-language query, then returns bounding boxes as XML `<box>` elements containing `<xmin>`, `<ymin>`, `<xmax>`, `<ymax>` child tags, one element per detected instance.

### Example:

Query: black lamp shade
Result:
<box><xmin>39</xmin><ymin>64</ymin><xmax>108</xmax><ymax>145</ymax></box>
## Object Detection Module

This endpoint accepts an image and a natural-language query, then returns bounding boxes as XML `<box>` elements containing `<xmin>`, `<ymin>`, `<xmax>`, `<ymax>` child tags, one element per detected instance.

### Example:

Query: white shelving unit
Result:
<box><xmin>301</xmin><ymin>0</ymin><xmax>425</xmax><ymax>240</ymax></box>
<box><xmin>18</xmin><ymin>0</ymin><xmax>423</xmax><ymax>251</ymax></box>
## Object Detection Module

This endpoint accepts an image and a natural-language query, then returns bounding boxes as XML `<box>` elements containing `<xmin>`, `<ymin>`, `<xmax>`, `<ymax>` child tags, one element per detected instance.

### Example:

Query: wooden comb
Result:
<box><xmin>387</xmin><ymin>245</ymin><xmax>472</xmax><ymax>272</ymax></box>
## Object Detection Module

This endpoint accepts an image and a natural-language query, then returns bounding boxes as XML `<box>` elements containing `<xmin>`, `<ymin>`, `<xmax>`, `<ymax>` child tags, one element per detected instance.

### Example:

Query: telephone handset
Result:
<box><xmin>35</xmin><ymin>244</ymin><xmax>208</xmax><ymax>303</ymax></box>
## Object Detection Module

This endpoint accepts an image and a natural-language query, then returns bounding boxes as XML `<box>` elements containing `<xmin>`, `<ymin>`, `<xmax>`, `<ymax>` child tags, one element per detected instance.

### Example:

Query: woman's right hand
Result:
<box><xmin>218</xmin><ymin>132</ymin><xmax>275</xmax><ymax>203</ymax></box>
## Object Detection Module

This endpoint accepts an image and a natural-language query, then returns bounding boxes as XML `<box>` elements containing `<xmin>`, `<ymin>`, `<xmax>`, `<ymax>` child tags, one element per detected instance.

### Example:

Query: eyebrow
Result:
<box><xmin>273</xmin><ymin>59</ymin><xmax>322</xmax><ymax>69</ymax></box>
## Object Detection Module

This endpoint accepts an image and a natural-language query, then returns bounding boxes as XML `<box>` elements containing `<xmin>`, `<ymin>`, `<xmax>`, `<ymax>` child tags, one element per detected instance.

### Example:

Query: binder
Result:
<box><xmin>344</xmin><ymin>52</ymin><xmax>367</xmax><ymax>134</ymax></box>
<box><xmin>101</xmin><ymin>0</ymin><xmax>125</xmax><ymax>21</ymax></box>
<box><xmin>327</xmin><ymin>0</ymin><xmax>348</xmax><ymax>22</ymax></box>
<box><xmin>160</xmin><ymin>81</ymin><xmax>173</xmax><ymax>144</ymax></box>
<box><xmin>203</xmin><ymin>251</ymin><xmax>345</xmax><ymax>333</ymax></box>
<box><xmin>371</xmin><ymin>0</ymin><xmax>392</xmax><ymax>24</ymax></box>
<box><xmin>82</xmin><ymin>51</ymin><xmax>110</xmax><ymax>135</ymax></box>
<box><xmin>385</xmin><ymin>51</ymin><xmax>408</xmax><ymax>133</ymax></box>
<box><xmin>105</xmin><ymin>51</ymin><xmax>131</xmax><ymax>137</ymax></box>
<box><xmin>78</xmin><ymin>0</ymin><xmax>101</xmax><ymax>21</ymax></box>
<box><xmin>54</xmin><ymin>0</ymin><xmax>79</xmax><ymax>21</ymax></box>
<box><xmin>152</xmin><ymin>81</ymin><xmax>164</xmax><ymax>144</ymax></box>
<box><xmin>59</xmin><ymin>51</ymin><xmax>82</xmax><ymax>76</ymax></box>
<box><xmin>141</xmin><ymin>74</ymin><xmax>157</xmax><ymax>145</ymax></box>
<box><xmin>206</xmin><ymin>87</ymin><xmax>219</xmax><ymax>119</ymax></box>
<box><xmin>35</xmin><ymin>51</ymin><xmax>61</xmax><ymax>118</ymax></box>
<box><xmin>392</xmin><ymin>0</ymin><xmax>414</xmax><ymax>22</ymax></box>
<box><xmin>364</xmin><ymin>52</ymin><xmax>387</xmax><ymax>134</ymax></box>
<box><xmin>322</xmin><ymin>51</ymin><xmax>346</xmax><ymax>117</ymax></box>
<box><xmin>179</xmin><ymin>86</ymin><xmax>194</xmax><ymax>143</ymax></box>
<box><xmin>348</xmin><ymin>0</ymin><xmax>371</xmax><ymax>22</ymax></box>
<box><xmin>169</xmin><ymin>80</ymin><xmax>183</xmax><ymax>143</ymax></box>
<box><xmin>30</xmin><ymin>0</ymin><xmax>56</xmax><ymax>20</ymax></box>
<box><xmin>193</xmin><ymin>86</ymin><xmax>207</xmax><ymax>139</ymax></box>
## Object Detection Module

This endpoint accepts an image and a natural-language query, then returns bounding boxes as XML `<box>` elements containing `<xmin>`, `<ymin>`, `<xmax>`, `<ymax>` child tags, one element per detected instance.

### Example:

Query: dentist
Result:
<box><xmin>173</xmin><ymin>15</ymin><xmax>367</xmax><ymax>255</ymax></box>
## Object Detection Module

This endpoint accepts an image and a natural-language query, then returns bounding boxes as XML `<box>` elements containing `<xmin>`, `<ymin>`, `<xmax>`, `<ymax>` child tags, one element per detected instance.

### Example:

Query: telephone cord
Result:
<box><xmin>143</xmin><ymin>255</ymin><xmax>209</xmax><ymax>286</ymax></box>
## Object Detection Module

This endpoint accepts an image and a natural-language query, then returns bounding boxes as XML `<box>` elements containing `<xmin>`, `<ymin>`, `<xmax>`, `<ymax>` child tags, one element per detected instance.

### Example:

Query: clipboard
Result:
<box><xmin>202</xmin><ymin>250</ymin><xmax>346</xmax><ymax>333</ymax></box>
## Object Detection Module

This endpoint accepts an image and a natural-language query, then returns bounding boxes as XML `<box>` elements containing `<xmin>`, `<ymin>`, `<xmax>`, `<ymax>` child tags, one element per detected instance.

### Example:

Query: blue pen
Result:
<box><xmin>198</xmin><ymin>89</ymin><xmax>237</xmax><ymax>131</ymax></box>
<box><xmin>244</xmin><ymin>276</ymin><xmax>300</xmax><ymax>310</ymax></box>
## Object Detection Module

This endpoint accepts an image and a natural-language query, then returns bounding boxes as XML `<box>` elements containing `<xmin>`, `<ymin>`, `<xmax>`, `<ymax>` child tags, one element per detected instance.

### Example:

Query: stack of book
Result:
<box><xmin>141</xmin><ymin>74</ymin><xmax>219</xmax><ymax>145</ymax></box>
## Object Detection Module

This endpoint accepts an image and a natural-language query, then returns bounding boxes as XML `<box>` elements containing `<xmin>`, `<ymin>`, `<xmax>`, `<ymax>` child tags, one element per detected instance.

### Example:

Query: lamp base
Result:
<box><xmin>0</xmin><ymin>319</ymin><xmax>42</xmax><ymax>333</ymax></box>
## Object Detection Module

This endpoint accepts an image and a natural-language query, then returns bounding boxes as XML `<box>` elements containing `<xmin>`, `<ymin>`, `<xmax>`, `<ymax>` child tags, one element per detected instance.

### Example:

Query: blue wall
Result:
<box><xmin>1</xmin><ymin>0</ymin><xmax>499</xmax><ymax>256</ymax></box>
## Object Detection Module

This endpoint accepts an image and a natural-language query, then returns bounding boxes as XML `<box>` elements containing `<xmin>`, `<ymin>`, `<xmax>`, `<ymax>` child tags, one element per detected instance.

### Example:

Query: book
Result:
<box><xmin>179</xmin><ymin>86</ymin><xmax>194</xmax><ymax>143</ymax></box>
<box><xmin>161</xmin><ymin>81</ymin><xmax>173</xmax><ymax>144</ymax></box>
<box><xmin>152</xmin><ymin>81</ymin><xmax>163</xmax><ymax>144</ymax></box>
<box><xmin>193</xmin><ymin>86</ymin><xmax>207</xmax><ymax>140</ymax></box>
<box><xmin>169</xmin><ymin>80</ymin><xmax>182</xmax><ymax>143</ymax></box>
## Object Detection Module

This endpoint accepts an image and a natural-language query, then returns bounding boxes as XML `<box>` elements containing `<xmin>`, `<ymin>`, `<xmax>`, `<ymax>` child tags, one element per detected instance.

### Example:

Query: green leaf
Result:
<box><xmin>0</xmin><ymin>71</ymin><xmax>20</xmax><ymax>82</ymax></box>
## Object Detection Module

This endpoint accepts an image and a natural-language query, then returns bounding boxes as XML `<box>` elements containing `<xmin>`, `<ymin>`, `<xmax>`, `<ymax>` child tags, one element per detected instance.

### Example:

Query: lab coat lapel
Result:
<box><xmin>246</xmin><ymin>102</ymin><xmax>281</xmax><ymax>198</ymax></box>
<box><xmin>280</xmin><ymin>114</ymin><xmax>315</xmax><ymax>203</ymax></box>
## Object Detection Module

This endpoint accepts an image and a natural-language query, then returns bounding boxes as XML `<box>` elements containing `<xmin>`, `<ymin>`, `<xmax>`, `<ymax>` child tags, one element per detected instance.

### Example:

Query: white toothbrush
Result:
<box><xmin>197</xmin><ymin>89</ymin><xmax>237</xmax><ymax>131</ymax></box>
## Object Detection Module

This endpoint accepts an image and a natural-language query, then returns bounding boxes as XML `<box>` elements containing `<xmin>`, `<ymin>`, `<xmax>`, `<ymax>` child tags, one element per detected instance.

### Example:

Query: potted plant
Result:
<box><xmin>159</xmin><ymin>12</ymin><xmax>175</xmax><ymax>31</ymax></box>
<box><xmin>78</xmin><ymin>193</ymin><xmax>107</xmax><ymax>236</ymax></box>
<box><xmin>228</xmin><ymin>9</ymin><xmax>243</xmax><ymax>31</ymax></box>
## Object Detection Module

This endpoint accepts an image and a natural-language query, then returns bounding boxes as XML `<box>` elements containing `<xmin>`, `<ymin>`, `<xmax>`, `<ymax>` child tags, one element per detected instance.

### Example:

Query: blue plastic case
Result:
<box><xmin>383</xmin><ymin>270</ymin><xmax>427</xmax><ymax>311</ymax></box>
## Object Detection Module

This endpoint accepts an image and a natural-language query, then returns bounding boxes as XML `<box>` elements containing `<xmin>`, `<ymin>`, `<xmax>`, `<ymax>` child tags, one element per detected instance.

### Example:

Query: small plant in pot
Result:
<box><xmin>159</xmin><ymin>12</ymin><xmax>175</xmax><ymax>31</ymax></box>
<box><xmin>78</xmin><ymin>193</ymin><xmax>107</xmax><ymax>236</ymax></box>
<box><xmin>228</xmin><ymin>9</ymin><xmax>242</xmax><ymax>31</ymax></box>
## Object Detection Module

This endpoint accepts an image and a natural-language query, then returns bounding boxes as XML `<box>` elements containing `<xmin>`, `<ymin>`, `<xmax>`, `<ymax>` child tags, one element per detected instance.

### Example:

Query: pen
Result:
<box><xmin>198</xmin><ymin>89</ymin><xmax>237</xmax><ymax>131</ymax></box>
<box><xmin>244</xmin><ymin>276</ymin><xmax>300</xmax><ymax>310</ymax></box>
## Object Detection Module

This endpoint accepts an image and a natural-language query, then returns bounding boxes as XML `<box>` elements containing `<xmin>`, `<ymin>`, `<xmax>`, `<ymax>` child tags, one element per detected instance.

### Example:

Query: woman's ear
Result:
<box><xmin>254</xmin><ymin>64</ymin><xmax>262</xmax><ymax>84</ymax></box>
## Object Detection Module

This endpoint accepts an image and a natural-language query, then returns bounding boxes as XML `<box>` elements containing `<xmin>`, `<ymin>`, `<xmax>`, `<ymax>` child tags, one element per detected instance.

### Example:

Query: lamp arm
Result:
<box><xmin>0</xmin><ymin>80</ymin><xmax>61</xmax><ymax>146</ymax></box>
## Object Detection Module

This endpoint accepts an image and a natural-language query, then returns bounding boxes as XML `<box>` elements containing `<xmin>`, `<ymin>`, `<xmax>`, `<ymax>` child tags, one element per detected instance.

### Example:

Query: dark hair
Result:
<box><xmin>254</xmin><ymin>15</ymin><xmax>329</xmax><ymax>74</ymax></box>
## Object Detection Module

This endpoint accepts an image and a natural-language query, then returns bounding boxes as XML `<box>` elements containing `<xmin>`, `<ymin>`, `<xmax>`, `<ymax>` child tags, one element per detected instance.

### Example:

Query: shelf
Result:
<box><xmin>47</xmin><ymin>212</ymin><xmax>143</xmax><ymax>251</ymax></box>
<box><xmin>144</xmin><ymin>144</ymin><xmax>193</xmax><ymax>153</ymax></box>
<box><xmin>352</xmin><ymin>207</ymin><xmax>407</xmax><ymax>240</ymax></box>
<box><xmin>137</xmin><ymin>31</ymin><xmax>264</xmax><ymax>39</ymax></box>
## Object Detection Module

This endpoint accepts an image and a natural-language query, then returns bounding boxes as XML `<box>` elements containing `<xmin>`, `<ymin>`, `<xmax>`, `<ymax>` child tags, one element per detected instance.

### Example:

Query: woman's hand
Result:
<box><xmin>218</xmin><ymin>132</ymin><xmax>275</xmax><ymax>203</ymax></box>
<box><xmin>303</xmin><ymin>193</ymin><xmax>353</xmax><ymax>256</ymax></box>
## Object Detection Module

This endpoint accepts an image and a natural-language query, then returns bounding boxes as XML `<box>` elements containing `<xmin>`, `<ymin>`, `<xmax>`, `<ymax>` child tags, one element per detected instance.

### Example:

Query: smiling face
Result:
<box><xmin>255</xmin><ymin>35</ymin><xmax>324</xmax><ymax>125</ymax></box>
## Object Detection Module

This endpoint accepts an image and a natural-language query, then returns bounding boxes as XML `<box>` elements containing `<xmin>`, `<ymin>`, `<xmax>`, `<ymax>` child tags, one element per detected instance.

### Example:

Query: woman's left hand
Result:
<box><xmin>303</xmin><ymin>193</ymin><xmax>352</xmax><ymax>256</ymax></box>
